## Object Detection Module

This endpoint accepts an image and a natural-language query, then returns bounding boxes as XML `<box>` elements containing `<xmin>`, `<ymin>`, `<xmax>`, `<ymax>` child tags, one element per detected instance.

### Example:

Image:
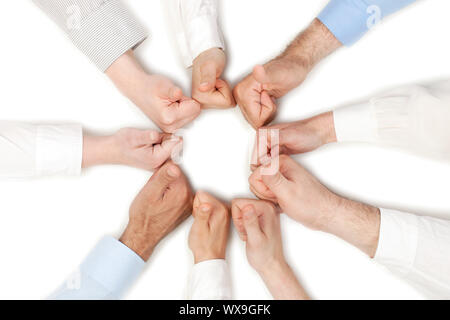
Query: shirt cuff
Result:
<box><xmin>80</xmin><ymin>236</ymin><xmax>145</xmax><ymax>299</ymax></box>
<box><xmin>317</xmin><ymin>0</ymin><xmax>371</xmax><ymax>46</ymax></box>
<box><xmin>35</xmin><ymin>124</ymin><xmax>83</xmax><ymax>176</ymax></box>
<box><xmin>184</xmin><ymin>16</ymin><xmax>225</xmax><ymax>68</ymax></box>
<box><xmin>374</xmin><ymin>208</ymin><xmax>419</xmax><ymax>275</ymax></box>
<box><xmin>188</xmin><ymin>259</ymin><xmax>231</xmax><ymax>300</ymax></box>
<box><xmin>333</xmin><ymin>102</ymin><xmax>377</xmax><ymax>143</ymax></box>
<box><xmin>69</xmin><ymin>0</ymin><xmax>148</xmax><ymax>72</ymax></box>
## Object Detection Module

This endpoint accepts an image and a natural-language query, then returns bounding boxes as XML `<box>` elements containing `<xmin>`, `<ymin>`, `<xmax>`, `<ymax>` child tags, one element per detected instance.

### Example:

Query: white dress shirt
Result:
<box><xmin>166</xmin><ymin>0</ymin><xmax>225</xmax><ymax>68</ymax></box>
<box><xmin>0</xmin><ymin>122</ymin><xmax>82</xmax><ymax>178</ymax></box>
<box><xmin>334</xmin><ymin>80</ymin><xmax>450</xmax><ymax>298</ymax></box>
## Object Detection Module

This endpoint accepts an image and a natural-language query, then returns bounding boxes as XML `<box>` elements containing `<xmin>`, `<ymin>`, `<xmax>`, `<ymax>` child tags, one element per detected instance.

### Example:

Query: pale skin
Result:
<box><xmin>233</xmin><ymin>18</ymin><xmax>342</xmax><ymax>129</ymax></box>
<box><xmin>106</xmin><ymin>50</ymin><xmax>201</xmax><ymax>133</ymax></box>
<box><xmin>251</xmin><ymin>111</ymin><xmax>336</xmax><ymax>169</ymax></box>
<box><xmin>189</xmin><ymin>191</ymin><xmax>230</xmax><ymax>264</ymax></box>
<box><xmin>82</xmin><ymin>128</ymin><xmax>182</xmax><ymax>171</ymax></box>
<box><xmin>192</xmin><ymin>48</ymin><xmax>235</xmax><ymax>109</ymax></box>
<box><xmin>119</xmin><ymin>161</ymin><xmax>194</xmax><ymax>261</ymax></box>
<box><xmin>249</xmin><ymin>155</ymin><xmax>380</xmax><ymax>258</ymax></box>
<box><xmin>231</xmin><ymin>199</ymin><xmax>309</xmax><ymax>300</ymax></box>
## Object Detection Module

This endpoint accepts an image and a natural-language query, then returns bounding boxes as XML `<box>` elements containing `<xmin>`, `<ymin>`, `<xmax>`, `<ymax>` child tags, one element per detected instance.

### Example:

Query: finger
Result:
<box><xmin>249</xmin><ymin>170</ymin><xmax>277</xmax><ymax>201</ymax></box>
<box><xmin>259</xmin><ymin>91</ymin><xmax>277</xmax><ymax>126</ymax></box>
<box><xmin>126</xmin><ymin>129</ymin><xmax>163</xmax><ymax>147</ymax></box>
<box><xmin>215</xmin><ymin>79</ymin><xmax>236</xmax><ymax>107</ymax></box>
<box><xmin>261</xmin><ymin>166</ymin><xmax>290</xmax><ymax>198</ymax></box>
<box><xmin>199</xmin><ymin>61</ymin><xmax>217</xmax><ymax>92</ymax></box>
<box><xmin>165</xmin><ymin>100</ymin><xmax>201</xmax><ymax>132</ymax></box>
<box><xmin>242</xmin><ymin>205</ymin><xmax>264</xmax><ymax>243</ymax></box>
<box><xmin>231</xmin><ymin>200</ymin><xmax>247</xmax><ymax>241</ymax></box>
<box><xmin>168</xmin><ymin>86</ymin><xmax>184</xmax><ymax>102</ymax></box>
<box><xmin>193</xmin><ymin>203</ymin><xmax>212</xmax><ymax>228</ymax></box>
<box><xmin>253</xmin><ymin>65</ymin><xmax>271</xmax><ymax>85</ymax></box>
<box><xmin>147</xmin><ymin>162</ymin><xmax>181</xmax><ymax>197</ymax></box>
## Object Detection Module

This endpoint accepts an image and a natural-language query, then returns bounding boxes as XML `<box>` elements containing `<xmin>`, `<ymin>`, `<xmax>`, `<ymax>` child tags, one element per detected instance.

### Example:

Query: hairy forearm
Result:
<box><xmin>259</xmin><ymin>261</ymin><xmax>310</xmax><ymax>300</ymax></box>
<box><xmin>280</xmin><ymin>18</ymin><xmax>342</xmax><ymax>70</ymax></box>
<box><xmin>322</xmin><ymin>197</ymin><xmax>381</xmax><ymax>258</ymax></box>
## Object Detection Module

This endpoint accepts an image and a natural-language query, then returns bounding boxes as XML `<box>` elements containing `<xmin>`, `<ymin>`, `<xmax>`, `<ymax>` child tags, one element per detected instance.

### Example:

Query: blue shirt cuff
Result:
<box><xmin>317</xmin><ymin>0</ymin><xmax>417</xmax><ymax>46</ymax></box>
<box><xmin>80</xmin><ymin>236</ymin><xmax>145</xmax><ymax>298</ymax></box>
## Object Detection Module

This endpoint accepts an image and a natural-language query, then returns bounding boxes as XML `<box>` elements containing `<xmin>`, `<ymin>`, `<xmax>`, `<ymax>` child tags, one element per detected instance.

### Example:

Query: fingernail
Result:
<box><xmin>200</xmin><ymin>82</ymin><xmax>209</xmax><ymax>87</ymax></box>
<box><xmin>201</xmin><ymin>205</ymin><xmax>211</xmax><ymax>213</ymax></box>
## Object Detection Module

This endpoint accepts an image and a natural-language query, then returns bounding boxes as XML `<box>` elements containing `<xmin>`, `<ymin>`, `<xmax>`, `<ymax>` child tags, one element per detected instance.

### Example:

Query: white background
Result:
<box><xmin>0</xmin><ymin>0</ymin><xmax>448</xmax><ymax>300</ymax></box>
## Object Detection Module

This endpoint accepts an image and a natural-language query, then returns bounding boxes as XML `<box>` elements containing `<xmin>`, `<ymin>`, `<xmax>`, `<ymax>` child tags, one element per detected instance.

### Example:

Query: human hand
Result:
<box><xmin>189</xmin><ymin>191</ymin><xmax>230</xmax><ymax>264</ymax></box>
<box><xmin>231</xmin><ymin>199</ymin><xmax>283</xmax><ymax>271</ymax></box>
<box><xmin>249</xmin><ymin>155</ymin><xmax>339</xmax><ymax>230</ymax></box>
<box><xmin>192</xmin><ymin>48</ymin><xmax>235</xmax><ymax>109</ymax></box>
<box><xmin>106</xmin><ymin>50</ymin><xmax>201</xmax><ymax>133</ymax></box>
<box><xmin>250</xmin><ymin>155</ymin><xmax>380</xmax><ymax>257</ymax></box>
<box><xmin>83</xmin><ymin>128</ymin><xmax>183</xmax><ymax>171</ymax></box>
<box><xmin>231</xmin><ymin>198</ymin><xmax>309</xmax><ymax>300</ymax></box>
<box><xmin>233</xmin><ymin>19</ymin><xmax>341</xmax><ymax>129</ymax></box>
<box><xmin>251</xmin><ymin>112</ymin><xmax>336</xmax><ymax>170</ymax></box>
<box><xmin>120</xmin><ymin>162</ymin><xmax>193</xmax><ymax>261</ymax></box>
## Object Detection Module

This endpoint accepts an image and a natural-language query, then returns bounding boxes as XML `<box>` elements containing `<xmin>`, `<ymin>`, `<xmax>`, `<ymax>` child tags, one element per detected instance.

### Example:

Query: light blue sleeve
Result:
<box><xmin>317</xmin><ymin>0</ymin><xmax>418</xmax><ymax>45</ymax></box>
<box><xmin>48</xmin><ymin>236</ymin><xmax>145</xmax><ymax>300</ymax></box>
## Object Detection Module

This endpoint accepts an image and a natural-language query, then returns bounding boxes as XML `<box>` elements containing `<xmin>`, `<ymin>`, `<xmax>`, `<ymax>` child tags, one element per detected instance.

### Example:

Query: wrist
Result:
<box><xmin>193</xmin><ymin>250</ymin><xmax>225</xmax><ymax>264</ymax></box>
<box><xmin>106</xmin><ymin>50</ymin><xmax>149</xmax><ymax>103</ymax></box>
<box><xmin>82</xmin><ymin>134</ymin><xmax>124</xmax><ymax>168</ymax></box>
<box><xmin>308</xmin><ymin>111</ymin><xmax>337</xmax><ymax>145</ymax></box>
<box><xmin>119</xmin><ymin>225</ymin><xmax>160</xmax><ymax>262</ymax></box>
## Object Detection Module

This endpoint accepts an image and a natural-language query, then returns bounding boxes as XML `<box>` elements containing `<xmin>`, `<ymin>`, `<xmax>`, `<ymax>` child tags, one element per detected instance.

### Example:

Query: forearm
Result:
<box><xmin>279</xmin><ymin>19</ymin><xmax>342</xmax><ymax>72</ymax></box>
<box><xmin>259</xmin><ymin>261</ymin><xmax>309</xmax><ymax>300</ymax></box>
<box><xmin>321</xmin><ymin>197</ymin><xmax>381</xmax><ymax>258</ymax></box>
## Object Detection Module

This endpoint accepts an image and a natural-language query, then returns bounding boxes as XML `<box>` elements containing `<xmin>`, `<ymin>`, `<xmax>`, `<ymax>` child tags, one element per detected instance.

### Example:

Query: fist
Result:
<box><xmin>138</xmin><ymin>75</ymin><xmax>201</xmax><ymax>133</ymax></box>
<box><xmin>249</xmin><ymin>155</ymin><xmax>339</xmax><ymax>230</ymax></box>
<box><xmin>231</xmin><ymin>199</ymin><xmax>284</xmax><ymax>273</ymax></box>
<box><xmin>189</xmin><ymin>191</ymin><xmax>230</xmax><ymax>263</ymax></box>
<box><xmin>120</xmin><ymin>162</ymin><xmax>194</xmax><ymax>261</ymax></box>
<box><xmin>192</xmin><ymin>48</ymin><xmax>235</xmax><ymax>109</ymax></box>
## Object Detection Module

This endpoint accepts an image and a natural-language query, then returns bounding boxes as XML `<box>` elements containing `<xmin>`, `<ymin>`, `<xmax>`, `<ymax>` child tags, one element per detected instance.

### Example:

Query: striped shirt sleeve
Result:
<box><xmin>32</xmin><ymin>0</ymin><xmax>148</xmax><ymax>72</ymax></box>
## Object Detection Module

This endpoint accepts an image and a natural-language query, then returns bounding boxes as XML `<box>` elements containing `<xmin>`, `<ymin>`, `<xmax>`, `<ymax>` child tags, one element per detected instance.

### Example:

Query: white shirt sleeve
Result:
<box><xmin>166</xmin><ymin>0</ymin><xmax>225</xmax><ymax>68</ymax></box>
<box><xmin>0</xmin><ymin>122</ymin><xmax>83</xmax><ymax>178</ymax></box>
<box><xmin>333</xmin><ymin>80</ymin><xmax>450</xmax><ymax>159</ymax></box>
<box><xmin>374</xmin><ymin>208</ymin><xmax>450</xmax><ymax>299</ymax></box>
<box><xmin>187</xmin><ymin>259</ymin><xmax>232</xmax><ymax>300</ymax></box>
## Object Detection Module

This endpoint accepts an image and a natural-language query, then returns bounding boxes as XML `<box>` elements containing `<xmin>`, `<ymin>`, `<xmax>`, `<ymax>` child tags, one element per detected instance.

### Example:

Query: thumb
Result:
<box><xmin>242</xmin><ymin>206</ymin><xmax>264</xmax><ymax>242</ymax></box>
<box><xmin>151</xmin><ymin>162</ymin><xmax>181</xmax><ymax>195</ymax></box>
<box><xmin>195</xmin><ymin>204</ymin><xmax>212</xmax><ymax>225</ymax></box>
<box><xmin>253</xmin><ymin>65</ymin><xmax>271</xmax><ymax>85</ymax></box>
<box><xmin>261</xmin><ymin>169</ymin><xmax>289</xmax><ymax>197</ymax></box>
<box><xmin>199</xmin><ymin>62</ymin><xmax>217</xmax><ymax>92</ymax></box>
<box><xmin>168</xmin><ymin>86</ymin><xmax>184</xmax><ymax>102</ymax></box>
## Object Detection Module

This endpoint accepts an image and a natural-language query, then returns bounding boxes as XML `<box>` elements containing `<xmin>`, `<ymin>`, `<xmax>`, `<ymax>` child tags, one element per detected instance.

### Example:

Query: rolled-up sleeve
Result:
<box><xmin>187</xmin><ymin>259</ymin><xmax>232</xmax><ymax>300</ymax></box>
<box><xmin>374</xmin><ymin>209</ymin><xmax>450</xmax><ymax>299</ymax></box>
<box><xmin>166</xmin><ymin>0</ymin><xmax>225</xmax><ymax>68</ymax></box>
<box><xmin>318</xmin><ymin>0</ymin><xmax>418</xmax><ymax>46</ymax></box>
<box><xmin>33</xmin><ymin>0</ymin><xmax>148</xmax><ymax>72</ymax></box>
<box><xmin>0</xmin><ymin>122</ymin><xmax>82</xmax><ymax>178</ymax></box>
<box><xmin>49</xmin><ymin>236</ymin><xmax>145</xmax><ymax>300</ymax></box>
<box><xmin>333</xmin><ymin>80</ymin><xmax>450</xmax><ymax>160</ymax></box>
